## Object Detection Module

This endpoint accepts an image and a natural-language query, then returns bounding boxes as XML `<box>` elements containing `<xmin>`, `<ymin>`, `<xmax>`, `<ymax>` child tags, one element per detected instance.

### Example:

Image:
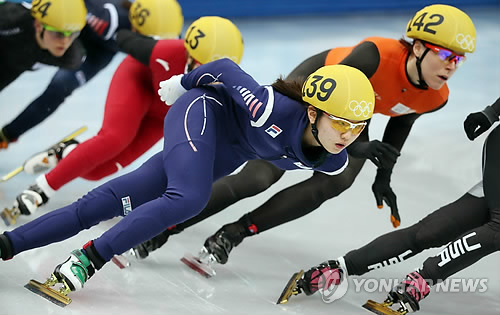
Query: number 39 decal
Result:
<box><xmin>302</xmin><ymin>75</ymin><xmax>336</xmax><ymax>102</ymax></box>
<box><xmin>407</xmin><ymin>12</ymin><xmax>444</xmax><ymax>35</ymax></box>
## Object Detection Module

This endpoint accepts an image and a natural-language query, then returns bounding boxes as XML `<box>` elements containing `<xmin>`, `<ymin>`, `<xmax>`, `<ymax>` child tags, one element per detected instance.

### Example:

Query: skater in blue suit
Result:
<box><xmin>0</xmin><ymin>59</ymin><xmax>374</xmax><ymax>302</ymax></box>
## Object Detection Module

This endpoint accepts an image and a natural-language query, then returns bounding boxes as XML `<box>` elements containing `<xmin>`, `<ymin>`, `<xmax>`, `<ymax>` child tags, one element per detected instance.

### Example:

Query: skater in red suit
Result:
<box><xmin>9</xmin><ymin>16</ymin><xmax>244</xmax><ymax>220</ymax></box>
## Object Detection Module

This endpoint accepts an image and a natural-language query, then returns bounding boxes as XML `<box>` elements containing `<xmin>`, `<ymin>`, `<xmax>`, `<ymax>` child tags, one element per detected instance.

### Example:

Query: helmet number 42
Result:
<box><xmin>407</xmin><ymin>12</ymin><xmax>444</xmax><ymax>35</ymax></box>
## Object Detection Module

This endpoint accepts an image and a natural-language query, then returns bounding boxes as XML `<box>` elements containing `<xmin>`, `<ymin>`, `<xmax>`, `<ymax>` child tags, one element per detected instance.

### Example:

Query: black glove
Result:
<box><xmin>347</xmin><ymin>140</ymin><xmax>400</xmax><ymax>169</ymax></box>
<box><xmin>464</xmin><ymin>106</ymin><xmax>499</xmax><ymax>141</ymax></box>
<box><xmin>372</xmin><ymin>168</ymin><xmax>401</xmax><ymax>228</ymax></box>
<box><xmin>0</xmin><ymin>127</ymin><xmax>13</xmax><ymax>149</ymax></box>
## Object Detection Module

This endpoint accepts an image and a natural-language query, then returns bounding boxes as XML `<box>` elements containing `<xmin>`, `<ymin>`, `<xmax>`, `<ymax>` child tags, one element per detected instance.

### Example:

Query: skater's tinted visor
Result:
<box><xmin>424</xmin><ymin>42</ymin><xmax>466</xmax><ymax>67</ymax></box>
<box><xmin>323</xmin><ymin>113</ymin><xmax>366</xmax><ymax>135</ymax></box>
<box><xmin>42</xmin><ymin>24</ymin><xmax>80</xmax><ymax>40</ymax></box>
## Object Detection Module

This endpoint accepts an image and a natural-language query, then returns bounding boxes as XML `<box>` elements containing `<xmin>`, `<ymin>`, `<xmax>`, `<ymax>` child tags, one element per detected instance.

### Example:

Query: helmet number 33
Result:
<box><xmin>302</xmin><ymin>75</ymin><xmax>336</xmax><ymax>102</ymax></box>
<box><xmin>407</xmin><ymin>12</ymin><xmax>444</xmax><ymax>35</ymax></box>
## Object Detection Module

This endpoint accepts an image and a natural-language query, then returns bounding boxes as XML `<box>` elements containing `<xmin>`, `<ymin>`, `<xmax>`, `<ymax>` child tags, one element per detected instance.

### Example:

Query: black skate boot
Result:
<box><xmin>277</xmin><ymin>260</ymin><xmax>345</xmax><ymax>304</ymax></box>
<box><xmin>180</xmin><ymin>214</ymin><xmax>257</xmax><ymax>277</ymax></box>
<box><xmin>202</xmin><ymin>214</ymin><xmax>257</xmax><ymax>264</ymax></box>
<box><xmin>23</xmin><ymin>139</ymin><xmax>79</xmax><ymax>175</ymax></box>
<box><xmin>363</xmin><ymin>271</ymin><xmax>430</xmax><ymax>314</ymax></box>
<box><xmin>132</xmin><ymin>225</ymin><xmax>183</xmax><ymax>259</ymax></box>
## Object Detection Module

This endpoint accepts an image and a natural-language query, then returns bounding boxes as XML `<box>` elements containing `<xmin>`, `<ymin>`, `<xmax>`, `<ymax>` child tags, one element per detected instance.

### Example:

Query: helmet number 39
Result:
<box><xmin>407</xmin><ymin>12</ymin><xmax>444</xmax><ymax>35</ymax></box>
<box><xmin>302</xmin><ymin>75</ymin><xmax>336</xmax><ymax>102</ymax></box>
<box><xmin>32</xmin><ymin>0</ymin><xmax>51</xmax><ymax>18</ymax></box>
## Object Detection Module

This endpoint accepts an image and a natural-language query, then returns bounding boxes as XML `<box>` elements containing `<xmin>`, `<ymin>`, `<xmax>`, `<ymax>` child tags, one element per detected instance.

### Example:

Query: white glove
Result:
<box><xmin>158</xmin><ymin>74</ymin><xmax>187</xmax><ymax>106</ymax></box>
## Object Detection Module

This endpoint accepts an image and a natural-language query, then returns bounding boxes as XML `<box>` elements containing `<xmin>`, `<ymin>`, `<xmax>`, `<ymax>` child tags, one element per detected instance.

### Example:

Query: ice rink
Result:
<box><xmin>1</xmin><ymin>7</ymin><xmax>500</xmax><ymax>315</ymax></box>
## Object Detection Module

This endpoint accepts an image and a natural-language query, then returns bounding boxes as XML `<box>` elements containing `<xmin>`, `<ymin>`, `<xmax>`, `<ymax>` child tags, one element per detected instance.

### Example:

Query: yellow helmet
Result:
<box><xmin>406</xmin><ymin>4</ymin><xmax>476</xmax><ymax>54</ymax></box>
<box><xmin>31</xmin><ymin>0</ymin><xmax>87</xmax><ymax>32</ymax></box>
<box><xmin>129</xmin><ymin>0</ymin><xmax>183</xmax><ymax>39</ymax></box>
<box><xmin>184</xmin><ymin>16</ymin><xmax>244</xmax><ymax>65</ymax></box>
<box><xmin>302</xmin><ymin>65</ymin><xmax>375</xmax><ymax>120</ymax></box>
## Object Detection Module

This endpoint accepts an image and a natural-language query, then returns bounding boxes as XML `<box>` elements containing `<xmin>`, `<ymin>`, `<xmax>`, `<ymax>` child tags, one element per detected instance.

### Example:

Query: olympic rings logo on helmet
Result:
<box><xmin>456</xmin><ymin>34</ymin><xmax>475</xmax><ymax>52</ymax></box>
<box><xmin>211</xmin><ymin>54</ymin><xmax>241</xmax><ymax>63</ymax></box>
<box><xmin>348</xmin><ymin>100</ymin><xmax>373</xmax><ymax>118</ymax></box>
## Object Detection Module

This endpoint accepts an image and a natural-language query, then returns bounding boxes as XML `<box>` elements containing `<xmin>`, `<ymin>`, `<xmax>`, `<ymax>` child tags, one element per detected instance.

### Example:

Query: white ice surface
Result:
<box><xmin>1</xmin><ymin>8</ymin><xmax>499</xmax><ymax>315</ymax></box>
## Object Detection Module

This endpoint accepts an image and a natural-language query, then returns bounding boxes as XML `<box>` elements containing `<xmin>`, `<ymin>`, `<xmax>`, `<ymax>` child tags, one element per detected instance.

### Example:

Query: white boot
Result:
<box><xmin>54</xmin><ymin>249</ymin><xmax>94</xmax><ymax>291</ymax></box>
<box><xmin>14</xmin><ymin>176</ymin><xmax>54</xmax><ymax>215</ymax></box>
<box><xmin>23</xmin><ymin>139</ymin><xmax>78</xmax><ymax>175</ymax></box>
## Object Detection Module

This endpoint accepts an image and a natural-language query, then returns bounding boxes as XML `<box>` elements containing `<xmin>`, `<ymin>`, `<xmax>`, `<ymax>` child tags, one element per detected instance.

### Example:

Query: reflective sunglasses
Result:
<box><xmin>43</xmin><ymin>24</ymin><xmax>80</xmax><ymax>40</ymax></box>
<box><xmin>323</xmin><ymin>113</ymin><xmax>367</xmax><ymax>135</ymax></box>
<box><xmin>424</xmin><ymin>42</ymin><xmax>466</xmax><ymax>67</ymax></box>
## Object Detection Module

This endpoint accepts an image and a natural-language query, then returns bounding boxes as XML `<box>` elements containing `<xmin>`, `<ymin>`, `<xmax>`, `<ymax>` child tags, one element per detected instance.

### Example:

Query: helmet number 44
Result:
<box><xmin>407</xmin><ymin>12</ymin><xmax>444</xmax><ymax>35</ymax></box>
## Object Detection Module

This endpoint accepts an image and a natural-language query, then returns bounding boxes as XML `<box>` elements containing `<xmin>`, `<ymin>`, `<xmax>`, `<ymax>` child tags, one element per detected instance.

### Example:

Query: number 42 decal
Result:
<box><xmin>407</xmin><ymin>12</ymin><xmax>444</xmax><ymax>35</ymax></box>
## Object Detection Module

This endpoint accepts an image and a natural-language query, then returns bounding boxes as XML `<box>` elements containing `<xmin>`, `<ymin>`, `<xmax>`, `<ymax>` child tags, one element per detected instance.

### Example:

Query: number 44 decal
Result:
<box><xmin>407</xmin><ymin>12</ymin><xmax>444</xmax><ymax>35</ymax></box>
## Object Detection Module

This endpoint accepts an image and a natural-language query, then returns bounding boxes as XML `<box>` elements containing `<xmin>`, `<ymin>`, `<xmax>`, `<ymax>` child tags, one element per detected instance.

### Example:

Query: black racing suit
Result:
<box><xmin>0</xmin><ymin>2</ymin><xmax>84</xmax><ymax>92</ymax></box>
<box><xmin>344</xmin><ymin>97</ymin><xmax>500</xmax><ymax>285</ymax></box>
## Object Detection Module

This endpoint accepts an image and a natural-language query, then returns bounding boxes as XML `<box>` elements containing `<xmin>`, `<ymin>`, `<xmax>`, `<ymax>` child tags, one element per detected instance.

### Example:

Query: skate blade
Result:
<box><xmin>111</xmin><ymin>254</ymin><xmax>131</xmax><ymax>269</ymax></box>
<box><xmin>0</xmin><ymin>207</ymin><xmax>19</xmax><ymax>226</ymax></box>
<box><xmin>363</xmin><ymin>300</ymin><xmax>404</xmax><ymax>315</ymax></box>
<box><xmin>276</xmin><ymin>270</ymin><xmax>304</xmax><ymax>304</ymax></box>
<box><xmin>180</xmin><ymin>253</ymin><xmax>216</xmax><ymax>278</ymax></box>
<box><xmin>25</xmin><ymin>279</ymin><xmax>71</xmax><ymax>307</ymax></box>
<box><xmin>0</xmin><ymin>166</ymin><xmax>24</xmax><ymax>182</ymax></box>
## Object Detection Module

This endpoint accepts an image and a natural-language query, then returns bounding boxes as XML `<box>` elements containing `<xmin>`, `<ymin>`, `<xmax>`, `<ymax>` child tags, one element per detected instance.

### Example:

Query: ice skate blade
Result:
<box><xmin>180</xmin><ymin>253</ymin><xmax>216</xmax><ymax>278</ymax></box>
<box><xmin>276</xmin><ymin>270</ymin><xmax>304</xmax><ymax>304</ymax></box>
<box><xmin>25</xmin><ymin>279</ymin><xmax>72</xmax><ymax>307</ymax></box>
<box><xmin>0</xmin><ymin>166</ymin><xmax>23</xmax><ymax>182</ymax></box>
<box><xmin>363</xmin><ymin>300</ymin><xmax>405</xmax><ymax>315</ymax></box>
<box><xmin>0</xmin><ymin>207</ymin><xmax>19</xmax><ymax>226</ymax></box>
<box><xmin>111</xmin><ymin>254</ymin><xmax>130</xmax><ymax>269</ymax></box>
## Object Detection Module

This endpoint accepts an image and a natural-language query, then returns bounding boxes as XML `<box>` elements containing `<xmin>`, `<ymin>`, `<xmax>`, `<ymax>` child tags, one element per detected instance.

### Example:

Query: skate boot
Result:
<box><xmin>1</xmin><ymin>183</ymin><xmax>49</xmax><ymax>226</ymax></box>
<box><xmin>132</xmin><ymin>225</ymin><xmax>183</xmax><ymax>259</ymax></box>
<box><xmin>277</xmin><ymin>260</ymin><xmax>345</xmax><ymax>304</ymax></box>
<box><xmin>181</xmin><ymin>214</ymin><xmax>257</xmax><ymax>277</ymax></box>
<box><xmin>23</xmin><ymin>139</ymin><xmax>79</xmax><ymax>175</ymax></box>
<box><xmin>25</xmin><ymin>241</ymin><xmax>106</xmax><ymax>307</ymax></box>
<box><xmin>111</xmin><ymin>226</ymin><xmax>184</xmax><ymax>269</ymax></box>
<box><xmin>363</xmin><ymin>271</ymin><xmax>430</xmax><ymax>315</ymax></box>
